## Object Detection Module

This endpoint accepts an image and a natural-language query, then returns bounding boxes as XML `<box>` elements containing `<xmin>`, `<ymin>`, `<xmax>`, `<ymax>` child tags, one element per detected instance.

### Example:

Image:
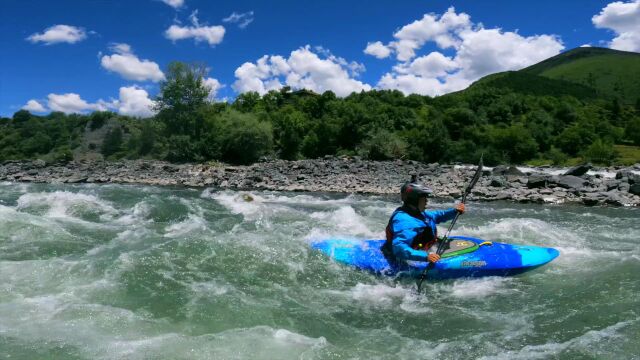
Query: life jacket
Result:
<box><xmin>383</xmin><ymin>206</ymin><xmax>437</xmax><ymax>254</ymax></box>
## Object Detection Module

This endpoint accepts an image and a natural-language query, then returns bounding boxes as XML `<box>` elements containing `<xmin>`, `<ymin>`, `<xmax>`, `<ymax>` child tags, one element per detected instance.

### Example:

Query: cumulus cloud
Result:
<box><xmin>26</xmin><ymin>24</ymin><xmax>87</xmax><ymax>45</ymax></box>
<box><xmin>203</xmin><ymin>77</ymin><xmax>224</xmax><ymax>99</ymax></box>
<box><xmin>37</xmin><ymin>87</ymin><xmax>155</xmax><ymax>117</ymax></box>
<box><xmin>223</xmin><ymin>11</ymin><xmax>254</xmax><ymax>29</ymax></box>
<box><xmin>47</xmin><ymin>93</ymin><xmax>109</xmax><ymax>114</ymax></box>
<box><xmin>111</xmin><ymin>86</ymin><xmax>155</xmax><ymax>117</ymax></box>
<box><xmin>232</xmin><ymin>46</ymin><xmax>371</xmax><ymax>97</ymax></box>
<box><xmin>165</xmin><ymin>10</ymin><xmax>225</xmax><ymax>46</ymax></box>
<box><xmin>364</xmin><ymin>41</ymin><xmax>392</xmax><ymax>59</ymax></box>
<box><xmin>592</xmin><ymin>0</ymin><xmax>640</xmax><ymax>52</ymax></box>
<box><xmin>100</xmin><ymin>43</ymin><xmax>165</xmax><ymax>82</ymax></box>
<box><xmin>22</xmin><ymin>100</ymin><xmax>47</xmax><ymax>113</ymax></box>
<box><xmin>162</xmin><ymin>0</ymin><xmax>184</xmax><ymax>9</ymax></box>
<box><xmin>366</xmin><ymin>7</ymin><xmax>564</xmax><ymax>96</ymax></box>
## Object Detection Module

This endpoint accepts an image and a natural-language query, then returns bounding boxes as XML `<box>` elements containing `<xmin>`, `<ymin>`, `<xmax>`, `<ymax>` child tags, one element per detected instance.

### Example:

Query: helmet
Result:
<box><xmin>402</xmin><ymin>182</ymin><xmax>433</xmax><ymax>206</ymax></box>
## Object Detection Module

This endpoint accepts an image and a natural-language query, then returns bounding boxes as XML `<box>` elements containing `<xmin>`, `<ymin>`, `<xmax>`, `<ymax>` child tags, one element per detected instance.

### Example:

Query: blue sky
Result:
<box><xmin>1</xmin><ymin>0</ymin><xmax>638</xmax><ymax>117</ymax></box>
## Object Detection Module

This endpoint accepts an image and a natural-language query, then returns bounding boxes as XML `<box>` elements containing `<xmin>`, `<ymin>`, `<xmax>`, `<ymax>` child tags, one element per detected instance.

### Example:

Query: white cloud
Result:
<box><xmin>368</xmin><ymin>7</ymin><xmax>564</xmax><ymax>96</ymax></box>
<box><xmin>100</xmin><ymin>43</ymin><xmax>165</xmax><ymax>82</ymax></box>
<box><xmin>114</xmin><ymin>86</ymin><xmax>156</xmax><ymax>117</ymax></box>
<box><xmin>47</xmin><ymin>93</ymin><xmax>109</xmax><ymax>114</ymax></box>
<box><xmin>592</xmin><ymin>0</ymin><xmax>640</xmax><ymax>52</ymax></box>
<box><xmin>232</xmin><ymin>46</ymin><xmax>371</xmax><ymax>97</ymax></box>
<box><xmin>383</xmin><ymin>7</ymin><xmax>471</xmax><ymax>61</ymax></box>
<box><xmin>22</xmin><ymin>100</ymin><xmax>47</xmax><ymax>113</ymax></box>
<box><xmin>394</xmin><ymin>52</ymin><xmax>457</xmax><ymax>78</ymax></box>
<box><xmin>162</xmin><ymin>0</ymin><xmax>184</xmax><ymax>9</ymax></box>
<box><xmin>27</xmin><ymin>25</ymin><xmax>87</xmax><ymax>45</ymax></box>
<box><xmin>38</xmin><ymin>87</ymin><xmax>155</xmax><ymax>117</ymax></box>
<box><xmin>203</xmin><ymin>77</ymin><xmax>224</xmax><ymax>100</ymax></box>
<box><xmin>364</xmin><ymin>41</ymin><xmax>392</xmax><ymax>59</ymax></box>
<box><xmin>165</xmin><ymin>10</ymin><xmax>225</xmax><ymax>46</ymax></box>
<box><xmin>222</xmin><ymin>11</ymin><xmax>254</xmax><ymax>29</ymax></box>
<box><xmin>452</xmin><ymin>29</ymin><xmax>563</xmax><ymax>80</ymax></box>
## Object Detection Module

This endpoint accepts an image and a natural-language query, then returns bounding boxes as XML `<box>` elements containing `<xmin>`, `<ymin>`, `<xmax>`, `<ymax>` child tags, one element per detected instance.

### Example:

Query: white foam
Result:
<box><xmin>478</xmin><ymin>317</ymin><xmax>638</xmax><ymax>360</ymax></box>
<box><xmin>112</xmin><ymin>201</ymin><xmax>152</xmax><ymax>225</ymax></box>
<box><xmin>16</xmin><ymin>191</ymin><xmax>118</xmax><ymax>223</ymax></box>
<box><xmin>164</xmin><ymin>214</ymin><xmax>208</xmax><ymax>238</ymax></box>
<box><xmin>448</xmin><ymin>277</ymin><xmax>517</xmax><ymax>298</ymax></box>
<box><xmin>273</xmin><ymin>328</ymin><xmax>327</xmax><ymax>347</ymax></box>
<box><xmin>309</xmin><ymin>206</ymin><xmax>380</xmax><ymax>238</ymax></box>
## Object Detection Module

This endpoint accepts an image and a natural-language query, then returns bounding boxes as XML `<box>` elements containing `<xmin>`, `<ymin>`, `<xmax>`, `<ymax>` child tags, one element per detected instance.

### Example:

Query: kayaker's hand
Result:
<box><xmin>427</xmin><ymin>253</ymin><xmax>441</xmax><ymax>263</ymax></box>
<box><xmin>455</xmin><ymin>203</ymin><xmax>465</xmax><ymax>214</ymax></box>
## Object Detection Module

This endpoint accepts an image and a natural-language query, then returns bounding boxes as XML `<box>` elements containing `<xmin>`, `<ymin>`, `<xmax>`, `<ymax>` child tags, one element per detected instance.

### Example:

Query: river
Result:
<box><xmin>0</xmin><ymin>182</ymin><xmax>638</xmax><ymax>359</ymax></box>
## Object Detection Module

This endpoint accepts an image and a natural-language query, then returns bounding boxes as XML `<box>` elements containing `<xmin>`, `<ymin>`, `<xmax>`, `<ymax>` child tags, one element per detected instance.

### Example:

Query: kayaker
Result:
<box><xmin>382</xmin><ymin>182</ymin><xmax>465</xmax><ymax>264</ymax></box>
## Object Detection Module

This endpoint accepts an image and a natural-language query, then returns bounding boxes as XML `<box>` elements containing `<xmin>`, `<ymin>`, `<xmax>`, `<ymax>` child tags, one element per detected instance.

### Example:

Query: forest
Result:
<box><xmin>2</xmin><ymin>60</ymin><xmax>639</xmax><ymax>166</ymax></box>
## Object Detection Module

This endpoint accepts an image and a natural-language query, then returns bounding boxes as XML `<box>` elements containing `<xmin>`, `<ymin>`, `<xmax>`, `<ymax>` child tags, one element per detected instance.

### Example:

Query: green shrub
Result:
<box><xmin>358</xmin><ymin>130</ymin><xmax>408</xmax><ymax>160</ymax></box>
<box><xmin>219</xmin><ymin>112</ymin><xmax>273</xmax><ymax>164</ymax></box>
<box><xmin>582</xmin><ymin>139</ymin><xmax>617</xmax><ymax>165</ymax></box>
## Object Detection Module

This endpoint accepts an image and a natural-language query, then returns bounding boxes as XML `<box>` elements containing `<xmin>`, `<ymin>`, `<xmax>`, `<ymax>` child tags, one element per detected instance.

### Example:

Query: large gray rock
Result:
<box><xmin>629</xmin><ymin>183</ymin><xmax>640</xmax><ymax>196</ymax></box>
<box><xmin>549</xmin><ymin>175</ymin><xmax>588</xmax><ymax>190</ymax></box>
<box><xmin>582</xmin><ymin>193</ymin><xmax>602</xmax><ymax>206</ymax></box>
<box><xmin>563</xmin><ymin>163</ymin><xmax>592</xmax><ymax>176</ymax></box>
<box><xmin>489</xmin><ymin>176</ymin><xmax>508</xmax><ymax>187</ymax></box>
<box><xmin>616</xmin><ymin>170</ymin><xmax>634</xmax><ymax>180</ymax></box>
<box><xmin>527</xmin><ymin>174</ymin><xmax>550</xmax><ymax>188</ymax></box>
<box><xmin>603</xmin><ymin>191</ymin><xmax>628</xmax><ymax>206</ymax></box>
<box><xmin>492</xmin><ymin>165</ymin><xmax>525</xmax><ymax>176</ymax></box>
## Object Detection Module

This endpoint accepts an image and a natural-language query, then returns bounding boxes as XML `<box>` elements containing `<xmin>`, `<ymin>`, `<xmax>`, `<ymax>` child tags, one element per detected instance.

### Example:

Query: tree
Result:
<box><xmin>233</xmin><ymin>92</ymin><xmax>261</xmax><ymax>113</ymax></box>
<box><xmin>489</xmin><ymin>124</ymin><xmax>539</xmax><ymax>163</ymax></box>
<box><xmin>155</xmin><ymin>62</ymin><xmax>210</xmax><ymax>139</ymax></box>
<box><xmin>102</xmin><ymin>126</ymin><xmax>123</xmax><ymax>157</ymax></box>
<box><xmin>138</xmin><ymin>120</ymin><xmax>156</xmax><ymax>155</ymax></box>
<box><xmin>582</xmin><ymin>139</ymin><xmax>617</xmax><ymax>165</ymax></box>
<box><xmin>358</xmin><ymin>129</ymin><xmax>408</xmax><ymax>160</ymax></box>
<box><xmin>12</xmin><ymin>110</ymin><xmax>31</xmax><ymax>123</ymax></box>
<box><xmin>272</xmin><ymin>106</ymin><xmax>307</xmax><ymax>160</ymax></box>
<box><xmin>625</xmin><ymin>117</ymin><xmax>640</xmax><ymax>145</ymax></box>
<box><xmin>219</xmin><ymin>111</ymin><xmax>273</xmax><ymax>164</ymax></box>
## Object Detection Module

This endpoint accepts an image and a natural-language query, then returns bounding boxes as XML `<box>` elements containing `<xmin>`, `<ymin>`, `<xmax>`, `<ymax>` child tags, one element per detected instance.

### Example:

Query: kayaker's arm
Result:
<box><xmin>424</xmin><ymin>208</ymin><xmax>457</xmax><ymax>224</ymax></box>
<box><xmin>391</xmin><ymin>226</ymin><xmax>429</xmax><ymax>262</ymax></box>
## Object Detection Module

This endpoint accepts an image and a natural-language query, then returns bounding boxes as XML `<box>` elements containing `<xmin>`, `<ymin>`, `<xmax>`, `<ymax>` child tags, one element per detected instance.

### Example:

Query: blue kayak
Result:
<box><xmin>311</xmin><ymin>236</ymin><xmax>559</xmax><ymax>280</ymax></box>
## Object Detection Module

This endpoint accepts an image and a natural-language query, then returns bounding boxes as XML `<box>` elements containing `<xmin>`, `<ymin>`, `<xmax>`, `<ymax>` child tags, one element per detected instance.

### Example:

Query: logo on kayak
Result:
<box><xmin>461</xmin><ymin>260</ymin><xmax>486</xmax><ymax>267</ymax></box>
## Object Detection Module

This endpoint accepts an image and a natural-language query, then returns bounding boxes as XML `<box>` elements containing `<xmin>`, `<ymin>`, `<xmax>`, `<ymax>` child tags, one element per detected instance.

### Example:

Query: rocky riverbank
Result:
<box><xmin>1</xmin><ymin>158</ymin><xmax>639</xmax><ymax>206</ymax></box>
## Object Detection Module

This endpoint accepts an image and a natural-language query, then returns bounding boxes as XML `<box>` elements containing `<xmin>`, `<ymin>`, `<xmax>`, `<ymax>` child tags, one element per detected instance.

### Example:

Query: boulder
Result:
<box><xmin>563</xmin><ymin>163</ymin><xmax>592</xmax><ymax>177</ymax></box>
<box><xmin>549</xmin><ymin>175</ymin><xmax>588</xmax><ymax>190</ymax></box>
<box><xmin>618</xmin><ymin>182</ymin><xmax>630</xmax><ymax>192</ymax></box>
<box><xmin>32</xmin><ymin>159</ymin><xmax>47</xmax><ymax>168</ymax></box>
<box><xmin>581</xmin><ymin>193</ymin><xmax>602</xmax><ymax>206</ymax></box>
<box><xmin>492</xmin><ymin>165</ymin><xmax>525</xmax><ymax>176</ymax></box>
<box><xmin>629</xmin><ymin>183</ymin><xmax>640</xmax><ymax>196</ymax></box>
<box><xmin>489</xmin><ymin>176</ymin><xmax>508</xmax><ymax>188</ymax></box>
<box><xmin>527</xmin><ymin>174</ymin><xmax>549</xmax><ymax>188</ymax></box>
<box><xmin>603</xmin><ymin>191</ymin><xmax>628</xmax><ymax>206</ymax></box>
<box><xmin>616</xmin><ymin>170</ymin><xmax>634</xmax><ymax>180</ymax></box>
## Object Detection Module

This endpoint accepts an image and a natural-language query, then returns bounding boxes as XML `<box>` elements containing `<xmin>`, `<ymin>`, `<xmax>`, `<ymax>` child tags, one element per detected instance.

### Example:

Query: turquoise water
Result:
<box><xmin>0</xmin><ymin>182</ymin><xmax>638</xmax><ymax>359</ymax></box>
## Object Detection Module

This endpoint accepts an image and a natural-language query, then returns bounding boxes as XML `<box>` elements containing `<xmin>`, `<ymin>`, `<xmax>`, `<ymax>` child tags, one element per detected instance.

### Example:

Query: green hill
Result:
<box><xmin>469</xmin><ymin>47</ymin><xmax>640</xmax><ymax>104</ymax></box>
<box><xmin>470</xmin><ymin>71</ymin><xmax>598</xmax><ymax>100</ymax></box>
<box><xmin>521</xmin><ymin>47</ymin><xmax>640</xmax><ymax>104</ymax></box>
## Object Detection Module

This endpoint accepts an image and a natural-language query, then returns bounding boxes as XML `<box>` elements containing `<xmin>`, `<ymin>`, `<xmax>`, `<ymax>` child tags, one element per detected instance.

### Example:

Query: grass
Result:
<box><xmin>614</xmin><ymin>144</ymin><xmax>640</xmax><ymax>166</ymax></box>
<box><xmin>540</xmin><ymin>55</ymin><xmax>640</xmax><ymax>104</ymax></box>
<box><xmin>524</xmin><ymin>145</ymin><xmax>640</xmax><ymax>167</ymax></box>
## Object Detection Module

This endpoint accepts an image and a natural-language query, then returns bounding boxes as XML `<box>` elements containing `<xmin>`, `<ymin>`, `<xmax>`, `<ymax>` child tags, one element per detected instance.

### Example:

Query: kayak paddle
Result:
<box><xmin>416</xmin><ymin>155</ymin><xmax>483</xmax><ymax>292</ymax></box>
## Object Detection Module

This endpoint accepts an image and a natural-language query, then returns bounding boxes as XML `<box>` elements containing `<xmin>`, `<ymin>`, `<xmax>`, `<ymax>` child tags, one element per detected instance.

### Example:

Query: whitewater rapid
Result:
<box><xmin>0</xmin><ymin>182</ymin><xmax>638</xmax><ymax>359</ymax></box>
